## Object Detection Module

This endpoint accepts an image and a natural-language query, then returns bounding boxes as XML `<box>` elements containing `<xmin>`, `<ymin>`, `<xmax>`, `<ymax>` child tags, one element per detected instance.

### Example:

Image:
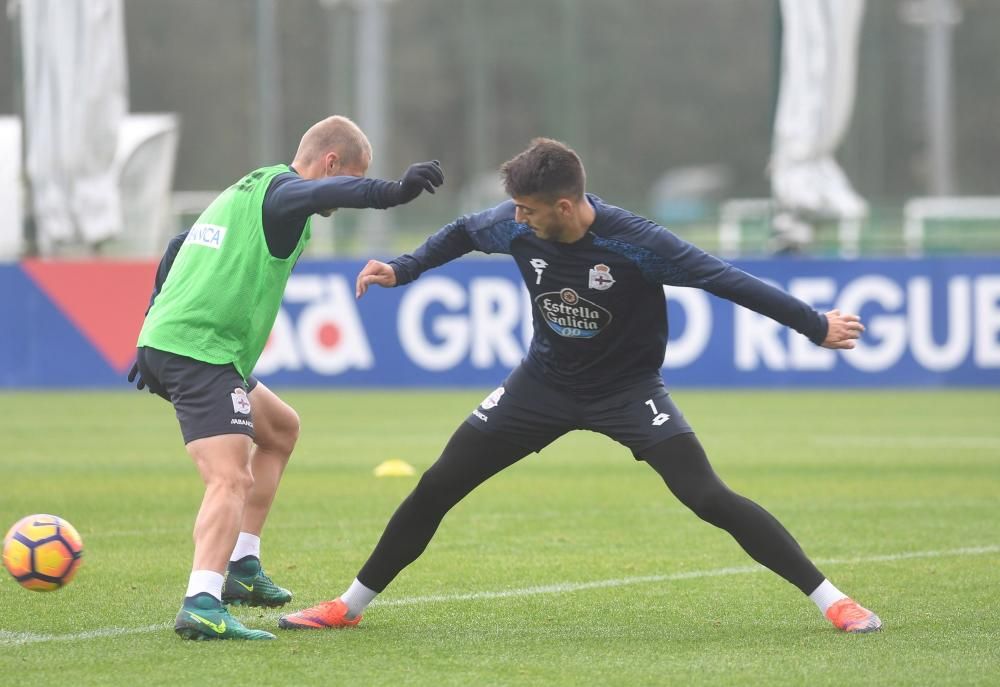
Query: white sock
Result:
<box><xmin>230</xmin><ymin>532</ymin><xmax>261</xmax><ymax>562</ymax></box>
<box><xmin>340</xmin><ymin>578</ymin><xmax>378</xmax><ymax>619</ymax></box>
<box><xmin>809</xmin><ymin>579</ymin><xmax>848</xmax><ymax>613</ymax></box>
<box><xmin>185</xmin><ymin>570</ymin><xmax>225</xmax><ymax>601</ymax></box>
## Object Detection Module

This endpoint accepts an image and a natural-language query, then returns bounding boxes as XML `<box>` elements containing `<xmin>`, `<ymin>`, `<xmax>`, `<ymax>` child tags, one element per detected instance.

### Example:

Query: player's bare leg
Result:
<box><xmin>222</xmin><ymin>382</ymin><xmax>299</xmax><ymax>608</ymax></box>
<box><xmin>176</xmin><ymin>433</ymin><xmax>274</xmax><ymax>640</ymax></box>
<box><xmin>242</xmin><ymin>382</ymin><xmax>300</xmax><ymax>536</ymax></box>
<box><xmin>188</xmin><ymin>434</ymin><xmax>255</xmax><ymax>574</ymax></box>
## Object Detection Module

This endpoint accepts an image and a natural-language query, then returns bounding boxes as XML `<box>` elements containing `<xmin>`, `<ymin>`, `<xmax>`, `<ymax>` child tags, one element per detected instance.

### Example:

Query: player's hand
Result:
<box><xmin>396</xmin><ymin>160</ymin><xmax>444</xmax><ymax>203</ymax></box>
<box><xmin>356</xmin><ymin>259</ymin><xmax>398</xmax><ymax>299</ymax></box>
<box><xmin>821</xmin><ymin>309</ymin><xmax>865</xmax><ymax>349</ymax></box>
<box><xmin>127</xmin><ymin>360</ymin><xmax>151</xmax><ymax>392</ymax></box>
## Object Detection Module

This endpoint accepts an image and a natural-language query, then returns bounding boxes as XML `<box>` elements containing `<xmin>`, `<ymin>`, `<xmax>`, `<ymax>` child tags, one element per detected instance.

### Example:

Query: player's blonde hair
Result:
<box><xmin>294</xmin><ymin>115</ymin><xmax>372</xmax><ymax>167</ymax></box>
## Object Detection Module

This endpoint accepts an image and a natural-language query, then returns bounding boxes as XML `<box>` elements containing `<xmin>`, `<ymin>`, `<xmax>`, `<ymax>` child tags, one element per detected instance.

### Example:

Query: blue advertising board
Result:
<box><xmin>1</xmin><ymin>257</ymin><xmax>998</xmax><ymax>388</ymax></box>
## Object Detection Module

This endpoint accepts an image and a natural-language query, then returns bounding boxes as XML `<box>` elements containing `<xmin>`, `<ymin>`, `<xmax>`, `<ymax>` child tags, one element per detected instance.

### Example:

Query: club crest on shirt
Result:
<box><xmin>231</xmin><ymin>387</ymin><xmax>251</xmax><ymax>414</ymax></box>
<box><xmin>588</xmin><ymin>264</ymin><xmax>615</xmax><ymax>291</ymax></box>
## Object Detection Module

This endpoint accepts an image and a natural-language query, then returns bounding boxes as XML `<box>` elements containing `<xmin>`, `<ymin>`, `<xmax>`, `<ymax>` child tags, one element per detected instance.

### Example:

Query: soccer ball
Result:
<box><xmin>2</xmin><ymin>514</ymin><xmax>84</xmax><ymax>591</ymax></box>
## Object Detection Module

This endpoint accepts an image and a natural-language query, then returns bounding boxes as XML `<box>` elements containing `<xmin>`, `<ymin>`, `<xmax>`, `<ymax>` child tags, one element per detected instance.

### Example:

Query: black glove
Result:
<box><xmin>127</xmin><ymin>361</ymin><xmax>149</xmax><ymax>392</ymax></box>
<box><xmin>395</xmin><ymin>160</ymin><xmax>444</xmax><ymax>204</ymax></box>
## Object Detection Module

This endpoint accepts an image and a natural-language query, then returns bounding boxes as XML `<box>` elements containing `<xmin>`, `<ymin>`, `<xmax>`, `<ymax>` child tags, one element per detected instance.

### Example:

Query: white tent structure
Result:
<box><xmin>770</xmin><ymin>0</ymin><xmax>868</xmax><ymax>250</ymax></box>
<box><xmin>0</xmin><ymin>117</ymin><xmax>22</xmax><ymax>259</ymax></box>
<box><xmin>0</xmin><ymin>0</ymin><xmax>179</xmax><ymax>259</ymax></box>
<box><xmin>19</xmin><ymin>0</ymin><xmax>128</xmax><ymax>253</ymax></box>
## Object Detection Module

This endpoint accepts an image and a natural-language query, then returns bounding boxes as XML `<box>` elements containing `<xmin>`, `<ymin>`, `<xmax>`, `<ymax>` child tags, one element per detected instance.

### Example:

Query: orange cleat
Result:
<box><xmin>278</xmin><ymin>598</ymin><xmax>361</xmax><ymax>630</ymax></box>
<box><xmin>825</xmin><ymin>598</ymin><xmax>882</xmax><ymax>633</ymax></box>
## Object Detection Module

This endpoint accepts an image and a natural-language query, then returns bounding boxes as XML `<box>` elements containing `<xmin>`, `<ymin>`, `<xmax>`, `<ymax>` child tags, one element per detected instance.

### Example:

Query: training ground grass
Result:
<box><xmin>0</xmin><ymin>389</ymin><xmax>998</xmax><ymax>686</ymax></box>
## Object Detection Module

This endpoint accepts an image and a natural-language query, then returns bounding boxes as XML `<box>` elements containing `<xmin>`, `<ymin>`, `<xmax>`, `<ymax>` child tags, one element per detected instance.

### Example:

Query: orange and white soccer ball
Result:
<box><xmin>2</xmin><ymin>514</ymin><xmax>84</xmax><ymax>591</ymax></box>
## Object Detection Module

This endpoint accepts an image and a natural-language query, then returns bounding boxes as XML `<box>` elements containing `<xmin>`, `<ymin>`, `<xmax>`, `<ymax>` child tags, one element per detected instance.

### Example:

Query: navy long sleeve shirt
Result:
<box><xmin>147</xmin><ymin>169</ymin><xmax>403</xmax><ymax>304</ymax></box>
<box><xmin>261</xmin><ymin>170</ymin><xmax>405</xmax><ymax>258</ymax></box>
<box><xmin>390</xmin><ymin>194</ymin><xmax>829</xmax><ymax>392</ymax></box>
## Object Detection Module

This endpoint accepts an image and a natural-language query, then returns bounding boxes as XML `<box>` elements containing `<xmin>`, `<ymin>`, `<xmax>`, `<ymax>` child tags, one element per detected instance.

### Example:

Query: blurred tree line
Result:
<box><xmin>1</xmin><ymin>0</ymin><xmax>997</xmax><ymax>239</ymax></box>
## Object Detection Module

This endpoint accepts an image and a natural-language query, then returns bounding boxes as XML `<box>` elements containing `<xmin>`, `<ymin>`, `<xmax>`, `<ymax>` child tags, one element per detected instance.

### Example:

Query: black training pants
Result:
<box><xmin>357</xmin><ymin>423</ymin><xmax>824</xmax><ymax>595</ymax></box>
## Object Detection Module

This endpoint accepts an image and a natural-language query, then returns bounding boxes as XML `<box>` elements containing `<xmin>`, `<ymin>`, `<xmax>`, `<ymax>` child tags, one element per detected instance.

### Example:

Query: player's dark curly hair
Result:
<box><xmin>500</xmin><ymin>138</ymin><xmax>586</xmax><ymax>201</ymax></box>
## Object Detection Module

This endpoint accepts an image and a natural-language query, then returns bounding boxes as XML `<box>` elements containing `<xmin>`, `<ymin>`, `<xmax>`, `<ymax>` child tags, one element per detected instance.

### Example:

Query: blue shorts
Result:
<box><xmin>465</xmin><ymin>364</ymin><xmax>693</xmax><ymax>459</ymax></box>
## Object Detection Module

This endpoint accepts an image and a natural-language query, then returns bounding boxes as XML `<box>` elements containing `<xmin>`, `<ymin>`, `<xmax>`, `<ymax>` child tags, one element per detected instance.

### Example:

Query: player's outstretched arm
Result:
<box><xmin>821</xmin><ymin>309</ymin><xmax>865</xmax><ymax>349</ymax></box>
<box><xmin>356</xmin><ymin>259</ymin><xmax>398</xmax><ymax>299</ymax></box>
<box><xmin>268</xmin><ymin>160</ymin><xmax>444</xmax><ymax>218</ymax></box>
<box><xmin>394</xmin><ymin>160</ymin><xmax>444</xmax><ymax>204</ymax></box>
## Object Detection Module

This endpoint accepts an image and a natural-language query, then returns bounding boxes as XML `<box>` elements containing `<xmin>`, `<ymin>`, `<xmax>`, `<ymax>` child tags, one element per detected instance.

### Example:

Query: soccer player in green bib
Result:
<box><xmin>133</xmin><ymin>115</ymin><xmax>443</xmax><ymax>640</ymax></box>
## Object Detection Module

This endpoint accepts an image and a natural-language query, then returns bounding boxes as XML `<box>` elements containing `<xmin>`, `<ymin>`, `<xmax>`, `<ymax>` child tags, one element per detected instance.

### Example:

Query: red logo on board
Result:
<box><xmin>21</xmin><ymin>259</ymin><xmax>157</xmax><ymax>373</ymax></box>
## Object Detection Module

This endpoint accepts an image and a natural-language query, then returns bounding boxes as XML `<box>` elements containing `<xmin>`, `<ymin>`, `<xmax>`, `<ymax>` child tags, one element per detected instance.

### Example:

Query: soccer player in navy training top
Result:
<box><xmin>279</xmin><ymin>138</ymin><xmax>881</xmax><ymax>634</ymax></box>
<box><xmin>129</xmin><ymin>115</ymin><xmax>443</xmax><ymax>640</ymax></box>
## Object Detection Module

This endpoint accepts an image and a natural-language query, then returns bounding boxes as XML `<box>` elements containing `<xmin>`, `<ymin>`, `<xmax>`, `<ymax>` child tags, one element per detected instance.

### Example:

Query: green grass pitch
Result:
<box><xmin>1</xmin><ymin>388</ymin><xmax>998</xmax><ymax>685</ymax></box>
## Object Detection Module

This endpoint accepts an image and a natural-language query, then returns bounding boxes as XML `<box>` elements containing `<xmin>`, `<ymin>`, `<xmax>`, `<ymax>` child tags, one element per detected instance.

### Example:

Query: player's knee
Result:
<box><xmin>411</xmin><ymin>468</ymin><xmax>462</xmax><ymax>513</ymax></box>
<box><xmin>412</xmin><ymin>470</ymin><xmax>446</xmax><ymax>504</ymax></box>
<box><xmin>257</xmin><ymin>406</ymin><xmax>300</xmax><ymax>457</ymax></box>
<box><xmin>206</xmin><ymin>466</ymin><xmax>255</xmax><ymax>495</ymax></box>
<box><xmin>686</xmin><ymin>484</ymin><xmax>735</xmax><ymax>526</ymax></box>
<box><xmin>274</xmin><ymin>407</ymin><xmax>301</xmax><ymax>456</ymax></box>
<box><xmin>234</xmin><ymin>468</ymin><xmax>255</xmax><ymax>494</ymax></box>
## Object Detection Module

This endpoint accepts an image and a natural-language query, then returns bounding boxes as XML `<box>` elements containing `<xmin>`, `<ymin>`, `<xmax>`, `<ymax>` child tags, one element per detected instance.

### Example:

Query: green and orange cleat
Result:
<box><xmin>278</xmin><ymin>598</ymin><xmax>361</xmax><ymax>630</ymax></box>
<box><xmin>174</xmin><ymin>593</ymin><xmax>276</xmax><ymax>640</ymax></box>
<box><xmin>222</xmin><ymin>556</ymin><xmax>292</xmax><ymax>608</ymax></box>
<box><xmin>826</xmin><ymin>598</ymin><xmax>882</xmax><ymax>633</ymax></box>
